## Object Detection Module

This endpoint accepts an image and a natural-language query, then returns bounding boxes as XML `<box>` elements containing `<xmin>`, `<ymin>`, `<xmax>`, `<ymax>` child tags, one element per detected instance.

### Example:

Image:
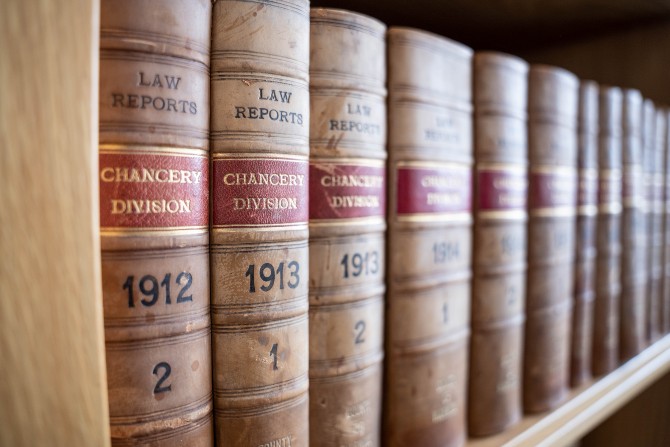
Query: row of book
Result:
<box><xmin>99</xmin><ymin>1</ymin><xmax>670</xmax><ymax>446</ymax></box>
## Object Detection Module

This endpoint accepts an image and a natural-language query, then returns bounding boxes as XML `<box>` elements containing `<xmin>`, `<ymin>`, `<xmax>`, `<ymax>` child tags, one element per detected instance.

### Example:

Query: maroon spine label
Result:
<box><xmin>309</xmin><ymin>161</ymin><xmax>386</xmax><ymax>220</ymax></box>
<box><xmin>529</xmin><ymin>167</ymin><xmax>577</xmax><ymax>215</ymax></box>
<box><xmin>212</xmin><ymin>157</ymin><xmax>308</xmax><ymax>227</ymax></box>
<box><xmin>598</xmin><ymin>169</ymin><xmax>623</xmax><ymax>214</ymax></box>
<box><xmin>99</xmin><ymin>149</ymin><xmax>208</xmax><ymax>230</ymax></box>
<box><xmin>578</xmin><ymin>168</ymin><xmax>598</xmax><ymax>215</ymax></box>
<box><xmin>396</xmin><ymin>163</ymin><xmax>471</xmax><ymax>217</ymax></box>
<box><xmin>476</xmin><ymin>166</ymin><xmax>527</xmax><ymax>217</ymax></box>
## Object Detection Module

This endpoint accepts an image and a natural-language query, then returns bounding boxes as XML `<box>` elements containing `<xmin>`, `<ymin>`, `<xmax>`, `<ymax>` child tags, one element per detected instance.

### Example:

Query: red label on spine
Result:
<box><xmin>309</xmin><ymin>162</ymin><xmax>386</xmax><ymax>220</ymax></box>
<box><xmin>99</xmin><ymin>151</ymin><xmax>208</xmax><ymax>229</ymax></box>
<box><xmin>529</xmin><ymin>168</ymin><xmax>577</xmax><ymax>211</ymax></box>
<box><xmin>477</xmin><ymin>168</ymin><xmax>527</xmax><ymax>212</ymax></box>
<box><xmin>212</xmin><ymin>158</ymin><xmax>308</xmax><ymax>226</ymax></box>
<box><xmin>396</xmin><ymin>164</ymin><xmax>471</xmax><ymax>215</ymax></box>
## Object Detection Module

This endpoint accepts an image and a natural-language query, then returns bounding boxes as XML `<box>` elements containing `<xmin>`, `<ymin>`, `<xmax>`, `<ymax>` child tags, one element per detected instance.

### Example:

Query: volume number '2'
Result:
<box><xmin>152</xmin><ymin>362</ymin><xmax>172</xmax><ymax>394</ymax></box>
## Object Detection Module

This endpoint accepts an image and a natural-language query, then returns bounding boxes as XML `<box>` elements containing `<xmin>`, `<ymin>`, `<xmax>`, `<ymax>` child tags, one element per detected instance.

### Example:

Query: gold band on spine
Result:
<box><xmin>396</xmin><ymin>212</ymin><xmax>472</xmax><ymax>223</ymax></box>
<box><xmin>100</xmin><ymin>144</ymin><xmax>208</xmax><ymax>157</ymax></box>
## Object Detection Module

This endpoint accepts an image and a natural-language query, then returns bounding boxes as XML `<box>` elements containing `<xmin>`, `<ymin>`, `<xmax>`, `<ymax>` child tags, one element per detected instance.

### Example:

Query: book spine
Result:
<box><xmin>663</xmin><ymin>109</ymin><xmax>670</xmax><ymax>334</ymax></box>
<box><xmin>620</xmin><ymin>89</ymin><xmax>647</xmax><ymax>360</ymax></box>
<box><xmin>99</xmin><ymin>0</ymin><xmax>213</xmax><ymax>444</ymax></box>
<box><xmin>593</xmin><ymin>87</ymin><xmax>623</xmax><ymax>376</ymax></box>
<box><xmin>651</xmin><ymin>108</ymin><xmax>667</xmax><ymax>340</ymax></box>
<box><xmin>571</xmin><ymin>80</ymin><xmax>598</xmax><ymax>386</ymax></box>
<box><xmin>643</xmin><ymin>100</ymin><xmax>658</xmax><ymax>343</ymax></box>
<box><xmin>468</xmin><ymin>52</ymin><xmax>528</xmax><ymax>436</ymax></box>
<box><xmin>210</xmin><ymin>1</ymin><xmax>310</xmax><ymax>445</ymax></box>
<box><xmin>307</xmin><ymin>9</ymin><xmax>387</xmax><ymax>447</ymax></box>
<box><xmin>385</xmin><ymin>28</ymin><xmax>473</xmax><ymax>447</ymax></box>
<box><xmin>524</xmin><ymin>65</ymin><xmax>578</xmax><ymax>413</ymax></box>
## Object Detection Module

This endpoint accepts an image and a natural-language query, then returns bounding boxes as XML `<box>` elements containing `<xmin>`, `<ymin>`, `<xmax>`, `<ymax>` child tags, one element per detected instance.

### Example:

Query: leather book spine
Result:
<box><xmin>308</xmin><ymin>9</ymin><xmax>387</xmax><ymax>447</ymax></box>
<box><xmin>469</xmin><ymin>52</ymin><xmax>528</xmax><ymax>436</ymax></box>
<box><xmin>99</xmin><ymin>1</ymin><xmax>213</xmax><ymax>444</ymax></box>
<box><xmin>524</xmin><ymin>65</ymin><xmax>578</xmax><ymax>413</ymax></box>
<box><xmin>643</xmin><ymin>99</ymin><xmax>658</xmax><ymax>343</ymax></box>
<box><xmin>651</xmin><ymin>108</ymin><xmax>667</xmax><ymax>340</ymax></box>
<box><xmin>571</xmin><ymin>80</ymin><xmax>598</xmax><ymax>386</ymax></box>
<box><xmin>620</xmin><ymin>89</ymin><xmax>647</xmax><ymax>360</ymax></box>
<box><xmin>593</xmin><ymin>87</ymin><xmax>623</xmax><ymax>376</ymax></box>
<box><xmin>663</xmin><ymin>109</ymin><xmax>670</xmax><ymax>334</ymax></box>
<box><xmin>210</xmin><ymin>1</ymin><xmax>310</xmax><ymax>445</ymax></box>
<box><xmin>385</xmin><ymin>28</ymin><xmax>473</xmax><ymax>447</ymax></box>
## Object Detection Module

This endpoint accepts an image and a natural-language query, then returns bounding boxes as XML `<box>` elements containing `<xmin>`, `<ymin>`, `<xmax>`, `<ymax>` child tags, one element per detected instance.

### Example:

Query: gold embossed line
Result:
<box><xmin>476</xmin><ymin>210</ymin><xmax>527</xmax><ymax>221</ymax></box>
<box><xmin>99</xmin><ymin>144</ymin><xmax>208</xmax><ymax>157</ymax></box>
<box><xmin>476</xmin><ymin>162</ymin><xmax>527</xmax><ymax>172</ymax></box>
<box><xmin>396</xmin><ymin>212</ymin><xmax>472</xmax><ymax>224</ymax></box>
<box><xmin>310</xmin><ymin>157</ymin><xmax>386</xmax><ymax>167</ymax></box>
<box><xmin>211</xmin><ymin>153</ymin><xmax>307</xmax><ymax>161</ymax></box>
<box><xmin>101</xmin><ymin>227</ymin><xmax>208</xmax><ymax>236</ymax></box>
<box><xmin>395</xmin><ymin>160</ymin><xmax>472</xmax><ymax>170</ymax></box>
<box><xmin>309</xmin><ymin>216</ymin><xmax>386</xmax><ymax>226</ymax></box>
<box><xmin>211</xmin><ymin>223</ymin><xmax>308</xmax><ymax>231</ymax></box>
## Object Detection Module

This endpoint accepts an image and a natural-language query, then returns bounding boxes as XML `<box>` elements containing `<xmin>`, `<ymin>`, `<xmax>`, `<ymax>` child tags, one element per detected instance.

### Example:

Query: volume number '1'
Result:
<box><xmin>245</xmin><ymin>261</ymin><xmax>300</xmax><ymax>292</ymax></box>
<box><xmin>123</xmin><ymin>272</ymin><xmax>193</xmax><ymax>307</ymax></box>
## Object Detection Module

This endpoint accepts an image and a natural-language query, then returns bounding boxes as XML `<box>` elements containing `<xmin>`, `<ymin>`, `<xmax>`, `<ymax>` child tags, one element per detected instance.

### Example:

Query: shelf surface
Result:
<box><xmin>467</xmin><ymin>334</ymin><xmax>670</xmax><ymax>447</ymax></box>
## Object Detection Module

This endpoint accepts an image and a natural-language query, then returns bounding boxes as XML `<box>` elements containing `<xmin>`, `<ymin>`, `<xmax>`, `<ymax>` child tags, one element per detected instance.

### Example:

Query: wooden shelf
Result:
<box><xmin>468</xmin><ymin>335</ymin><xmax>670</xmax><ymax>447</ymax></box>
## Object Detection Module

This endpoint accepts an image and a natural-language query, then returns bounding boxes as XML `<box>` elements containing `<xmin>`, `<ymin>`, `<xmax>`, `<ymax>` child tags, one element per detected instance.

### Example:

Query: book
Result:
<box><xmin>385</xmin><ymin>28</ymin><xmax>473</xmax><ymax>447</ymax></box>
<box><xmin>663</xmin><ymin>109</ymin><xmax>670</xmax><ymax>334</ymax></box>
<box><xmin>571</xmin><ymin>80</ymin><xmax>598</xmax><ymax>386</ymax></box>
<box><xmin>651</xmin><ymin>107</ymin><xmax>667</xmax><ymax>341</ymax></box>
<box><xmin>209</xmin><ymin>0</ymin><xmax>310</xmax><ymax>445</ymax></box>
<box><xmin>468</xmin><ymin>51</ymin><xmax>528</xmax><ymax>436</ymax></box>
<box><xmin>643</xmin><ymin>99</ymin><xmax>659</xmax><ymax>343</ymax></box>
<box><xmin>524</xmin><ymin>65</ymin><xmax>578</xmax><ymax>413</ymax></box>
<box><xmin>620</xmin><ymin>88</ymin><xmax>647</xmax><ymax>360</ymax></box>
<box><xmin>99</xmin><ymin>0</ymin><xmax>213</xmax><ymax>444</ymax></box>
<box><xmin>593</xmin><ymin>86</ymin><xmax>623</xmax><ymax>376</ymax></box>
<box><xmin>308</xmin><ymin>8</ymin><xmax>387</xmax><ymax>447</ymax></box>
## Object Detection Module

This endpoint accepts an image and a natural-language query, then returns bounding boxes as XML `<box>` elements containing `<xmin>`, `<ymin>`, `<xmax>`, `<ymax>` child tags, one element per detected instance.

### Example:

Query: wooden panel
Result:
<box><xmin>311</xmin><ymin>0</ymin><xmax>670</xmax><ymax>51</ymax></box>
<box><xmin>0</xmin><ymin>0</ymin><xmax>110</xmax><ymax>446</ymax></box>
<box><xmin>582</xmin><ymin>372</ymin><xmax>670</xmax><ymax>446</ymax></box>
<box><xmin>467</xmin><ymin>335</ymin><xmax>670</xmax><ymax>447</ymax></box>
<box><xmin>523</xmin><ymin>21</ymin><xmax>670</xmax><ymax>104</ymax></box>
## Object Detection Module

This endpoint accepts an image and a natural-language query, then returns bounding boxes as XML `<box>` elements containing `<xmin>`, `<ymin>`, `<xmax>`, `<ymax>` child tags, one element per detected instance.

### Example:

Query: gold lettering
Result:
<box><xmin>109</xmin><ymin>199</ymin><xmax>192</xmax><ymax>214</ymax></box>
<box><xmin>224</xmin><ymin>173</ymin><xmax>305</xmax><ymax>187</ymax></box>
<box><xmin>233</xmin><ymin>197</ymin><xmax>298</xmax><ymax>210</ymax></box>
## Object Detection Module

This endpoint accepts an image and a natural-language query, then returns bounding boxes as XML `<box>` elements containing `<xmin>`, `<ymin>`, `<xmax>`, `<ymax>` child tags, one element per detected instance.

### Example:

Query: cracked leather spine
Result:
<box><xmin>385</xmin><ymin>27</ymin><xmax>473</xmax><ymax>447</ymax></box>
<box><xmin>468</xmin><ymin>52</ymin><xmax>528</xmax><ymax>436</ymax></box>
<box><xmin>308</xmin><ymin>9</ymin><xmax>387</xmax><ymax>447</ymax></box>
<box><xmin>210</xmin><ymin>0</ymin><xmax>310</xmax><ymax>445</ymax></box>
<box><xmin>99</xmin><ymin>0</ymin><xmax>213</xmax><ymax>445</ymax></box>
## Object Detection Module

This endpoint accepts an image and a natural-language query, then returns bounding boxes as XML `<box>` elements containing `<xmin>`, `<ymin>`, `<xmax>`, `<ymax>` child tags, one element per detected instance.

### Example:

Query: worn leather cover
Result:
<box><xmin>593</xmin><ymin>86</ymin><xmax>623</xmax><ymax>376</ymax></box>
<box><xmin>650</xmin><ymin>107</ymin><xmax>667</xmax><ymax>341</ymax></box>
<box><xmin>571</xmin><ymin>80</ymin><xmax>598</xmax><ymax>387</ymax></box>
<box><xmin>385</xmin><ymin>28</ymin><xmax>472</xmax><ymax>447</ymax></box>
<box><xmin>308</xmin><ymin>9</ymin><xmax>387</xmax><ymax>447</ymax></box>
<box><xmin>663</xmin><ymin>109</ymin><xmax>670</xmax><ymax>334</ymax></box>
<box><xmin>524</xmin><ymin>65</ymin><xmax>578</xmax><ymax>414</ymax></box>
<box><xmin>643</xmin><ymin>100</ymin><xmax>662</xmax><ymax>343</ymax></box>
<box><xmin>99</xmin><ymin>1</ymin><xmax>213</xmax><ymax>444</ymax></box>
<box><xmin>620</xmin><ymin>89</ymin><xmax>647</xmax><ymax>361</ymax></box>
<box><xmin>210</xmin><ymin>1</ymin><xmax>310</xmax><ymax>446</ymax></box>
<box><xmin>468</xmin><ymin>52</ymin><xmax>528</xmax><ymax>436</ymax></box>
